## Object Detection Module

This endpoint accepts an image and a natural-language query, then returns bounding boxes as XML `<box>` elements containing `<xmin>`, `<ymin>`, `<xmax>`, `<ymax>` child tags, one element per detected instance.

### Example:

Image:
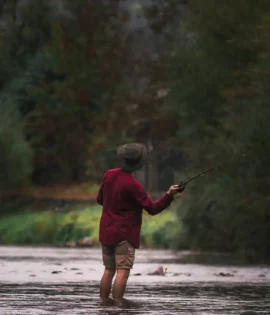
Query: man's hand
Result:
<box><xmin>167</xmin><ymin>185</ymin><xmax>183</xmax><ymax>196</ymax></box>
<box><xmin>177</xmin><ymin>184</ymin><xmax>185</xmax><ymax>193</ymax></box>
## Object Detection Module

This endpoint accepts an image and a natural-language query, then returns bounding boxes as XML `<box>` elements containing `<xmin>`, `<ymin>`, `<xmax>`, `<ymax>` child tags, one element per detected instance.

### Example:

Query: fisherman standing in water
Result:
<box><xmin>97</xmin><ymin>143</ymin><xmax>185</xmax><ymax>307</ymax></box>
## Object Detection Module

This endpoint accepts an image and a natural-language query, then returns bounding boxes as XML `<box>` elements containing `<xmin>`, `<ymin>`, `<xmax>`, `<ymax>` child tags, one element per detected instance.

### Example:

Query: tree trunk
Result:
<box><xmin>146</xmin><ymin>138</ymin><xmax>158</xmax><ymax>193</ymax></box>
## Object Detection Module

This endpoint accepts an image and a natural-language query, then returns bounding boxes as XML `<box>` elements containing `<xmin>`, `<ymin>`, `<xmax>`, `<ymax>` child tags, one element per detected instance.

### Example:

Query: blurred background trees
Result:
<box><xmin>168</xmin><ymin>0</ymin><xmax>270</xmax><ymax>261</ymax></box>
<box><xmin>0</xmin><ymin>0</ymin><xmax>270</xmax><ymax>260</ymax></box>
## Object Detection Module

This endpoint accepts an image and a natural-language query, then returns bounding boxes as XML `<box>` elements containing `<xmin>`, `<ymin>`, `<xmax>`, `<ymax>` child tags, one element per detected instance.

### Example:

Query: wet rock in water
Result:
<box><xmin>76</xmin><ymin>272</ymin><xmax>83</xmax><ymax>275</ymax></box>
<box><xmin>51</xmin><ymin>271</ymin><xmax>62</xmax><ymax>274</ymax></box>
<box><xmin>71</xmin><ymin>268</ymin><xmax>80</xmax><ymax>271</ymax></box>
<box><xmin>30</xmin><ymin>275</ymin><xmax>36</xmax><ymax>277</ymax></box>
<box><xmin>56</xmin><ymin>241</ymin><xmax>77</xmax><ymax>248</ymax></box>
<box><xmin>133</xmin><ymin>273</ymin><xmax>142</xmax><ymax>276</ymax></box>
<box><xmin>258</xmin><ymin>274</ymin><xmax>266</xmax><ymax>278</ymax></box>
<box><xmin>214</xmin><ymin>272</ymin><xmax>234</xmax><ymax>277</ymax></box>
<box><xmin>172</xmin><ymin>272</ymin><xmax>191</xmax><ymax>277</ymax></box>
<box><xmin>239</xmin><ymin>311</ymin><xmax>259</xmax><ymax>315</ymax></box>
<box><xmin>78</xmin><ymin>236</ymin><xmax>93</xmax><ymax>247</ymax></box>
<box><xmin>148</xmin><ymin>266</ymin><xmax>166</xmax><ymax>276</ymax></box>
<box><xmin>143</xmin><ymin>286</ymin><xmax>151</xmax><ymax>291</ymax></box>
<box><xmin>65</xmin><ymin>241</ymin><xmax>77</xmax><ymax>247</ymax></box>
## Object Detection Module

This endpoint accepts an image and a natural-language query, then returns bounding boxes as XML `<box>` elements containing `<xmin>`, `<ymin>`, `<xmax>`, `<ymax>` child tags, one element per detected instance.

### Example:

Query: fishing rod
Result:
<box><xmin>178</xmin><ymin>164</ymin><xmax>221</xmax><ymax>190</ymax></box>
<box><xmin>177</xmin><ymin>153</ymin><xmax>247</xmax><ymax>190</ymax></box>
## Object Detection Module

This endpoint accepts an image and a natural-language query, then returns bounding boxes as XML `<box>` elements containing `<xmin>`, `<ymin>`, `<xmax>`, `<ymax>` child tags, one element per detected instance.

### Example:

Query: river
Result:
<box><xmin>0</xmin><ymin>246</ymin><xmax>269</xmax><ymax>314</ymax></box>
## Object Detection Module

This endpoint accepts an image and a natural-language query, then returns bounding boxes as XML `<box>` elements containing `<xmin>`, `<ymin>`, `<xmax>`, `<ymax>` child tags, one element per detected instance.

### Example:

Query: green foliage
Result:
<box><xmin>18</xmin><ymin>0</ymin><xmax>132</xmax><ymax>182</ymax></box>
<box><xmin>0</xmin><ymin>0</ymin><xmax>57</xmax><ymax>185</ymax></box>
<box><xmin>0</xmin><ymin>0</ymin><xmax>130</xmax><ymax>184</ymax></box>
<box><xmin>168</xmin><ymin>0</ymin><xmax>270</xmax><ymax>261</ymax></box>
<box><xmin>0</xmin><ymin>0</ymin><xmax>53</xmax><ymax>90</ymax></box>
<box><xmin>0</xmin><ymin>100</ymin><xmax>32</xmax><ymax>189</ymax></box>
<box><xmin>0</xmin><ymin>203</ymin><xmax>180</xmax><ymax>248</ymax></box>
<box><xmin>141</xmin><ymin>203</ymin><xmax>181</xmax><ymax>248</ymax></box>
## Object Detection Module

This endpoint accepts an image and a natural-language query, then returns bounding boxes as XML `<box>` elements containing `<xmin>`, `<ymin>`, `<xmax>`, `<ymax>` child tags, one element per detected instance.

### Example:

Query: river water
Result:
<box><xmin>0</xmin><ymin>246</ymin><xmax>269</xmax><ymax>315</ymax></box>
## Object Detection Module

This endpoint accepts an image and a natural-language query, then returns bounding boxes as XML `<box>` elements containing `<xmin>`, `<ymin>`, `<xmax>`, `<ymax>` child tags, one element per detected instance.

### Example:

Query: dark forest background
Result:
<box><xmin>1</xmin><ymin>0</ymin><xmax>270</xmax><ymax>262</ymax></box>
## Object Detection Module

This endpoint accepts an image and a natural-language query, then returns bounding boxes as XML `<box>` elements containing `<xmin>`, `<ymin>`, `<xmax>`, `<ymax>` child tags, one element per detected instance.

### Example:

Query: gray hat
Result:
<box><xmin>117</xmin><ymin>143</ymin><xmax>147</xmax><ymax>172</ymax></box>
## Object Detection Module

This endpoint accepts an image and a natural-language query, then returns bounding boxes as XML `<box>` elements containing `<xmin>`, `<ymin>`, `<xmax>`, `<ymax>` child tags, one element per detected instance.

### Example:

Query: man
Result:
<box><xmin>97</xmin><ymin>143</ymin><xmax>185</xmax><ymax>307</ymax></box>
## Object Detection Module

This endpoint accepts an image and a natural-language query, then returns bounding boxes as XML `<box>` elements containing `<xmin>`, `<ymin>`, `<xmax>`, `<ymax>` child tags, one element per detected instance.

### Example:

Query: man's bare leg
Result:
<box><xmin>112</xmin><ymin>269</ymin><xmax>130</xmax><ymax>304</ymax></box>
<box><xmin>99</xmin><ymin>267</ymin><xmax>116</xmax><ymax>303</ymax></box>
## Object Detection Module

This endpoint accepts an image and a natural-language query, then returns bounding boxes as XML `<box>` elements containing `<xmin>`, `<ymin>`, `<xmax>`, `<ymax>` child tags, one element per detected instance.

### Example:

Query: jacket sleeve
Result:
<box><xmin>129</xmin><ymin>181</ymin><xmax>174</xmax><ymax>216</ymax></box>
<box><xmin>96</xmin><ymin>171</ymin><xmax>107</xmax><ymax>205</ymax></box>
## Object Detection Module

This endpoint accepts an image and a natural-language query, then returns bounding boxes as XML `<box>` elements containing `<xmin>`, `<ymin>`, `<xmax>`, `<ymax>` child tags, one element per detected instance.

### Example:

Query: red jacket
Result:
<box><xmin>97</xmin><ymin>168</ymin><xmax>174</xmax><ymax>248</ymax></box>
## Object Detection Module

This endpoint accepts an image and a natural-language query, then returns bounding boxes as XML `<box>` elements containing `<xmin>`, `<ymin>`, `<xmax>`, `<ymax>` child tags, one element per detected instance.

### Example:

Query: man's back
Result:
<box><xmin>97</xmin><ymin>168</ymin><xmax>144</xmax><ymax>247</ymax></box>
<box><xmin>97</xmin><ymin>167</ymin><xmax>174</xmax><ymax>248</ymax></box>
<box><xmin>98</xmin><ymin>168</ymin><xmax>143</xmax><ymax>219</ymax></box>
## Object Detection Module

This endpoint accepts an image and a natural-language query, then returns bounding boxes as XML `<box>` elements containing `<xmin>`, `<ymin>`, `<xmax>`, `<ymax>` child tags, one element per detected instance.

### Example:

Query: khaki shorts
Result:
<box><xmin>101</xmin><ymin>240</ymin><xmax>135</xmax><ymax>270</ymax></box>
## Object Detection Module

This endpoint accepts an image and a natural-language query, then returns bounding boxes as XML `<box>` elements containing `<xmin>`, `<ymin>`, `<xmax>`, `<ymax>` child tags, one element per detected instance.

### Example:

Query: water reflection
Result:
<box><xmin>0</xmin><ymin>283</ymin><xmax>269</xmax><ymax>315</ymax></box>
<box><xmin>0</xmin><ymin>246</ymin><xmax>269</xmax><ymax>314</ymax></box>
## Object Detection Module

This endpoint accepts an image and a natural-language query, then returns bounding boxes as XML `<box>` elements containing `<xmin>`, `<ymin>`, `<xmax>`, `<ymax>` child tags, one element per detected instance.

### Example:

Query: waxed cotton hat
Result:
<box><xmin>117</xmin><ymin>143</ymin><xmax>147</xmax><ymax>172</ymax></box>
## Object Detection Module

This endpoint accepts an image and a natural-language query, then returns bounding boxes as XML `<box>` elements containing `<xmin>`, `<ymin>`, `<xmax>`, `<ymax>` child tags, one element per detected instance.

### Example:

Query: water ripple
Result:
<box><xmin>0</xmin><ymin>282</ymin><xmax>269</xmax><ymax>315</ymax></box>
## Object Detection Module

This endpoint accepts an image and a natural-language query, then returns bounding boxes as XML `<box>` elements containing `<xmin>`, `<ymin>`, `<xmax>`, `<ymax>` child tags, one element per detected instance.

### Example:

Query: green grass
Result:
<box><xmin>63</xmin><ymin>182</ymin><xmax>100</xmax><ymax>194</ymax></box>
<box><xmin>0</xmin><ymin>202</ymin><xmax>182</xmax><ymax>248</ymax></box>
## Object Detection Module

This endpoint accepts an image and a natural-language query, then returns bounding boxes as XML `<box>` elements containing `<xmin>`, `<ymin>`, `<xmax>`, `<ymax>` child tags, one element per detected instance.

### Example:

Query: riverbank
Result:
<box><xmin>0</xmin><ymin>202</ymin><xmax>181</xmax><ymax>249</ymax></box>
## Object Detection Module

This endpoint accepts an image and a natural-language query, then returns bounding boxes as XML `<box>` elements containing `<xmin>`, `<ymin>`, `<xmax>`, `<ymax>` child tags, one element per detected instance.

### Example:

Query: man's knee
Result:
<box><xmin>116</xmin><ymin>269</ymin><xmax>130</xmax><ymax>280</ymax></box>
<box><xmin>104</xmin><ymin>267</ymin><xmax>116</xmax><ymax>277</ymax></box>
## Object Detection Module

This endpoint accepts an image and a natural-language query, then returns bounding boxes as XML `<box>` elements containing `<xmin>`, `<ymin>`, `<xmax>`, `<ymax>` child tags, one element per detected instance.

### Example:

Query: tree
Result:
<box><xmin>167</xmin><ymin>0</ymin><xmax>270</xmax><ymax>260</ymax></box>
<box><xmin>0</xmin><ymin>97</ymin><xmax>32</xmax><ymax>189</ymax></box>
<box><xmin>23</xmin><ymin>0</ymin><xmax>132</xmax><ymax>182</ymax></box>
